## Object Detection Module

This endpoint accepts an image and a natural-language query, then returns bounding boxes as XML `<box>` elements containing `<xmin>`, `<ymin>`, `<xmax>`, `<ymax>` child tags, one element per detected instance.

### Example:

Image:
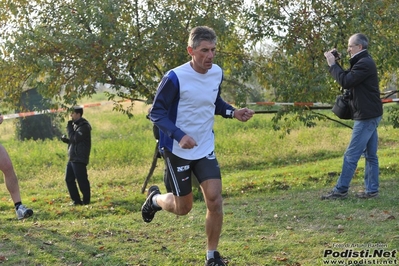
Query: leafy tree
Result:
<box><xmin>0</xmin><ymin>0</ymin><xmax>254</xmax><ymax>115</ymax></box>
<box><xmin>2</xmin><ymin>0</ymin><xmax>399</xmax><ymax>133</ymax></box>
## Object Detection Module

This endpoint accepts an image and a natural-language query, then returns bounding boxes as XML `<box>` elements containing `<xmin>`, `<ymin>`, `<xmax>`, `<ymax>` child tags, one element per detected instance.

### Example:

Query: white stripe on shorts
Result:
<box><xmin>166</xmin><ymin>157</ymin><xmax>180</xmax><ymax>196</ymax></box>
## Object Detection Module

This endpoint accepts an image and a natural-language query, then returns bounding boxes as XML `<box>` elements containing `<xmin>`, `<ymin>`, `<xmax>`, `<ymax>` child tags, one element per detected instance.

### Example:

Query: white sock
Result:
<box><xmin>152</xmin><ymin>194</ymin><xmax>160</xmax><ymax>208</ymax></box>
<box><xmin>207</xmin><ymin>250</ymin><xmax>216</xmax><ymax>260</ymax></box>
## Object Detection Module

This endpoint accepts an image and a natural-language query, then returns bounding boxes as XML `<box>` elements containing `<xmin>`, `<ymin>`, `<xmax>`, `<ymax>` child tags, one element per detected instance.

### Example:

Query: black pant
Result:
<box><xmin>65</xmin><ymin>161</ymin><xmax>91</xmax><ymax>204</ymax></box>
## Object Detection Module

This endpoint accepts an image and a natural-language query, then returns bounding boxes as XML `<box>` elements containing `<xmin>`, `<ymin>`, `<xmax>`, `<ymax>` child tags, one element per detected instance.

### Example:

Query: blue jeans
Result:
<box><xmin>335</xmin><ymin>116</ymin><xmax>382</xmax><ymax>193</ymax></box>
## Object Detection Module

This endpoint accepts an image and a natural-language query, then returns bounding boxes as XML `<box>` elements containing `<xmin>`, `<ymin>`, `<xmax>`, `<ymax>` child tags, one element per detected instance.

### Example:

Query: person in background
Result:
<box><xmin>146</xmin><ymin>111</ymin><xmax>172</xmax><ymax>193</ymax></box>
<box><xmin>322</xmin><ymin>33</ymin><xmax>383</xmax><ymax>200</ymax></box>
<box><xmin>142</xmin><ymin>26</ymin><xmax>255</xmax><ymax>266</ymax></box>
<box><xmin>61</xmin><ymin>106</ymin><xmax>92</xmax><ymax>205</ymax></box>
<box><xmin>0</xmin><ymin>114</ymin><xmax>33</xmax><ymax>220</ymax></box>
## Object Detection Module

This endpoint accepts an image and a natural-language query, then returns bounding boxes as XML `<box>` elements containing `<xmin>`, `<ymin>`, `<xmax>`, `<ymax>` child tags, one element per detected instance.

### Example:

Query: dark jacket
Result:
<box><xmin>65</xmin><ymin>117</ymin><xmax>92</xmax><ymax>165</ymax></box>
<box><xmin>329</xmin><ymin>50</ymin><xmax>383</xmax><ymax>120</ymax></box>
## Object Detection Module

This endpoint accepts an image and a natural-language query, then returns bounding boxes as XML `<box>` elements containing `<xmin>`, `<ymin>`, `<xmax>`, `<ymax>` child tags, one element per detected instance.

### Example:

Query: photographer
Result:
<box><xmin>61</xmin><ymin>106</ymin><xmax>92</xmax><ymax>205</ymax></box>
<box><xmin>322</xmin><ymin>33</ymin><xmax>383</xmax><ymax>200</ymax></box>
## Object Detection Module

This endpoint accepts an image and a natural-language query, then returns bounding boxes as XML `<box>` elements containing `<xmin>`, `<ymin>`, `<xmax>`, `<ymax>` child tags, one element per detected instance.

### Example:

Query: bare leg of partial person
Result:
<box><xmin>201</xmin><ymin>179</ymin><xmax>223</xmax><ymax>251</ymax></box>
<box><xmin>0</xmin><ymin>144</ymin><xmax>22</xmax><ymax>204</ymax></box>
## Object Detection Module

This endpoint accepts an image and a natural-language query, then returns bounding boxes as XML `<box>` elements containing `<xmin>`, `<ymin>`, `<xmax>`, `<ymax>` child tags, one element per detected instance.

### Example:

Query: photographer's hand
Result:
<box><xmin>61</xmin><ymin>134</ymin><xmax>69</xmax><ymax>144</ymax></box>
<box><xmin>324</xmin><ymin>51</ymin><xmax>336</xmax><ymax>66</ymax></box>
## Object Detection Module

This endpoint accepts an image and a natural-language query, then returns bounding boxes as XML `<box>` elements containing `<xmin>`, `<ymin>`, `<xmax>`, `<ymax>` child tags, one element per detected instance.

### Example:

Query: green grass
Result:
<box><xmin>1</xmin><ymin>98</ymin><xmax>398</xmax><ymax>265</ymax></box>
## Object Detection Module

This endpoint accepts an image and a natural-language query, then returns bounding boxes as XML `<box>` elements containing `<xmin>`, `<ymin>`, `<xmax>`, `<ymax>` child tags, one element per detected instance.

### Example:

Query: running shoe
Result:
<box><xmin>141</xmin><ymin>185</ymin><xmax>162</xmax><ymax>223</ymax></box>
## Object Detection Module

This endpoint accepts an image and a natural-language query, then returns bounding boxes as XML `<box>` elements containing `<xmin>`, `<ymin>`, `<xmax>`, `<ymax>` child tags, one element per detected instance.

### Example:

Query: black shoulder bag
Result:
<box><xmin>332</xmin><ymin>90</ymin><xmax>352</xmax><ymax>120</ymax></box>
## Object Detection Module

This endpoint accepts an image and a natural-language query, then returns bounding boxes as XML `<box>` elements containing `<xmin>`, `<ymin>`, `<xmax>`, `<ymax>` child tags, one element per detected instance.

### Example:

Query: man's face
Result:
<box><xmin>187</xmin><ymin>40</ymin><xmax>216</xmax><ymax>74</ymax></box>
<box><xmin>70</xmin><ymin>112</ymin><xmax>80</xmax><ymax>121</ymax></box>
<box><xmin>347</xmin><ymin>36</ymin><xmax>362</xmax><ymax>57</ymax></box>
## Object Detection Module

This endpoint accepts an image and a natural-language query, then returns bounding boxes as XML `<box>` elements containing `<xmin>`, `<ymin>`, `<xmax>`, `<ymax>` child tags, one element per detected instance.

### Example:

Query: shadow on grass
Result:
<box><xmin>0</xmin><ymin>221</ymin><xmax>135</xmax><ymax>265</ymax></box>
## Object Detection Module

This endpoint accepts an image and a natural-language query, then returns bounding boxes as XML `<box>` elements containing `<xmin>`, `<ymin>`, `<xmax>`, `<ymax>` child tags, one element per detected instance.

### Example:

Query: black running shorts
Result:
<box><xmin>163</xmin><ymin>149</ymin><xmax>221</xmax><ymax>197</ymax></box>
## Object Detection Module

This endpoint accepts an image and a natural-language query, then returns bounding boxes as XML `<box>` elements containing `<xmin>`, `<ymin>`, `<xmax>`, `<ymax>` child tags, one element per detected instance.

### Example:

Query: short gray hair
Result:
<box><xmin>351</xmin><ymin>33</ymin><xmax>369</xmax><ymax>49</ymax></box>
<box><xmin>188</xmin><ymin>26</ymin><xmax>217</xmax><ymax>49</ymax></box>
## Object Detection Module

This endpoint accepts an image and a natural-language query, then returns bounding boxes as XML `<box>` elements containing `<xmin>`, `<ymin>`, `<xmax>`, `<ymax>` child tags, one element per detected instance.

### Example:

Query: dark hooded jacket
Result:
<box><xmin>329</xmin><ymin>50</ymin><xmax>383</xmax><ymax>120</ymax></box>
<box><xmin>66</xmin><ymin>117</ymin><xmax>92</xmax><ymax>165</ymax></box>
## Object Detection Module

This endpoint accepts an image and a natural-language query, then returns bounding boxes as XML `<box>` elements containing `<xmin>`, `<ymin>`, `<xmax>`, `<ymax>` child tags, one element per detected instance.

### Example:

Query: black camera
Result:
<box><xmin>331</xmin><ymin>50</ymin><xmax>341</xmax><ymax>60</ymax></box>
<box><xmin>61</xmin><ymin>134</ymin><xmax>69</xmax><ymax>144</ymax></box>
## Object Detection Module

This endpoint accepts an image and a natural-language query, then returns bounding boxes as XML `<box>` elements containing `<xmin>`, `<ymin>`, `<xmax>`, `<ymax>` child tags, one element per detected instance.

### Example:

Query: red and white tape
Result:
<box><xmin>381</xmin><ymin>98</ymin><xmax>399</xmax><ymax>103</ymax></box>
<box><xmin>2</xmin><ymin>108</ymin><xmax>64</xmax><ymax>120</ymax></box>
<box><xmin>252</xmin><ymin>102</ymin><xmax>332</xmax><ymax>107</ymax></box>
<box><xmin>1</xmin><ymin>100</ymin><xmax>128</xmax><ymax>120</ymax></box>
<box><xmin>252</xmin><ymin>98</ymin><xmax>398</xmax><ymax>107</ymax></box>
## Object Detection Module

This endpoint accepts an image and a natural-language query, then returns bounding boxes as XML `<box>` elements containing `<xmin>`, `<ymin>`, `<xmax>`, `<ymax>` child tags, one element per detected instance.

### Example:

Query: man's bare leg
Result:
<box><xmin>200</xmin><ymin>179</ymin><xmax>223</xmax><ymax>251</ymax></box>
<box><xmin>0</xmin><ymin>144</ymin><xmax>22</xmax><ymax>204</ymax></box>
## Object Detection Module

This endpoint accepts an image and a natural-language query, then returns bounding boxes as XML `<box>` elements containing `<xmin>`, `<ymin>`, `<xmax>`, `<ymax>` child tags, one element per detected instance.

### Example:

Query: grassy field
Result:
<box><xmin>0</xmin><ymin>97</ymin><xmax>398</xmax><ymax>266</ymax></box>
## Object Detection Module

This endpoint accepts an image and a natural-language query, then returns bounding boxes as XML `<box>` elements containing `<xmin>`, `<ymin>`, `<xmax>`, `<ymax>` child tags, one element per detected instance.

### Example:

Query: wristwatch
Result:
<box><xmin>227</xmin><ymin>109</ymin><xmax>235</xmax><ymax>119</ymax></box>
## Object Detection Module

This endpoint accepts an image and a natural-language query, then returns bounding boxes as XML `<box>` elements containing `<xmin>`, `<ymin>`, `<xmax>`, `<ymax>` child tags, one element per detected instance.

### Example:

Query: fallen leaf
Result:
<box><xmin>273</xmin><ymin>256</ymin><xmax>288</xmax><ymax>261</ymax></box>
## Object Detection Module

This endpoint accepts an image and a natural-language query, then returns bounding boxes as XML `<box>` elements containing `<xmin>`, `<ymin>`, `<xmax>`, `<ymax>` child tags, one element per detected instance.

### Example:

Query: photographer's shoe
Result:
<box><xmin>356</xmin><ymin>191</ymin><xmax>378</xmax><ymax>199</ymax></box>
<box><xmin>16</xmin><ymin>205</ymin><xmax>33</xmax><ymax>220</ymax></box>
<box><xmin>141</xmin><ymin>185</ymin><xmax>162</xmax><ymax>223</ymax></box>
<box><xmin>69</xmin><ymin>201</ymin><xmax>83</xmax><ymax>206</ymax></box>
<box><xmin>205</xmin><ymin>251</ymin><xmax>228</xmax><ymax>266</ymax></box>
<box><xmin>321</xmin><ymin>190</ymin><xmax>348</xmax><ymax>200</ymax></box>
